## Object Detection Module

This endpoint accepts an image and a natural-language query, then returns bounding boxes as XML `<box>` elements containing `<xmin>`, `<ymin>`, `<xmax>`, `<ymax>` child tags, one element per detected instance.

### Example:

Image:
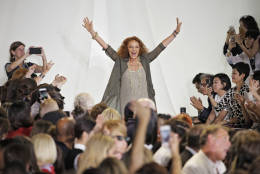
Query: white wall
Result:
<box><xmin>0</xmin><ymin>0</ymin><xmax>259</xmax><ymax>115</ymax></box>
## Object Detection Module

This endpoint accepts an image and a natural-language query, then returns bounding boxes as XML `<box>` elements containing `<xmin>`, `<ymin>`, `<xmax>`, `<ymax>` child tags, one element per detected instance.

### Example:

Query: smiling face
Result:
<box><xmin>213</xmin><ymin>77</ymin><xmax>225</xmax><ymax>93</ymax></box>
<box><xmin>127</xmin><ymin>40</ymin><xmax>140</xmax><ymax>59</ymax></box>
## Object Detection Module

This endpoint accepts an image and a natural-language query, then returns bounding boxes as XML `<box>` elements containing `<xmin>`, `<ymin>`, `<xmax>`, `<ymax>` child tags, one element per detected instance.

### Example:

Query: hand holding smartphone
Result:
<box><xmin>160</xmin><ymin>125</ymin><xmax>171</xmax><ymax>146</ymax></box>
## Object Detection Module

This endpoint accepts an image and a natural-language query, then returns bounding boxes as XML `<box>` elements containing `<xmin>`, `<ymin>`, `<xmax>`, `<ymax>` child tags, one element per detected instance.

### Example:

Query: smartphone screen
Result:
<box><xmin>160</xmin><ymin>125</ymin><xmax>171</xmax><ymax>145</ymax></box>
<box><xmin>39</xmin><ymin>88</ymin><xmax>48</xmax><ymax>100</ymax></box>
<box><xmin>29</xmin><ymin>48</ymin><xmax>42</xmax><ymax>54</ymax></box>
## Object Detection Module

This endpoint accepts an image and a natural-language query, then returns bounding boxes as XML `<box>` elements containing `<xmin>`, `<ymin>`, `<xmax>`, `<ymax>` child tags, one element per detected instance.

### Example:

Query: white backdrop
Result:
<box><xmin>0</xmin><ymin>0</ymin><xmax>259</xmax><ymax>115</ymax></box>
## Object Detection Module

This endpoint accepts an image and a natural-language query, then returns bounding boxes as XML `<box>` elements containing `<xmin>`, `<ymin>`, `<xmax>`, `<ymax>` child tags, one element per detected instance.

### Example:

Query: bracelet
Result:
<box><xmin>92</xmin><ymin>32</ymin><xmax>98</xmax><ymax>40</ymax></box>
<box><xmin>172</xmin><ymin>30</ymin><xmax>179</xmax><ymax>37</ymax></box>
<box><xmin>40</xmin><ymin>74</ymin><xmax>45</xmax><ymax>78</ymax></box>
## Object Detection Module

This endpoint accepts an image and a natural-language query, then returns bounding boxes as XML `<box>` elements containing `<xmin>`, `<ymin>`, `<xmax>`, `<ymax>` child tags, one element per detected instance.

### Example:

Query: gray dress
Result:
<box><xmin>120</xmin><ymin>66</ymin><xmax>149</xmax><ymax>114</ymax></box>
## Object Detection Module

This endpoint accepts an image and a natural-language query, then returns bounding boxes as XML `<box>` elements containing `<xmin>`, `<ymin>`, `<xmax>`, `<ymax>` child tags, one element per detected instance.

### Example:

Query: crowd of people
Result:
<box><xmin>0</xmin><ymin>15</ymin><xmax>259</xmax><ymax>174</ymax></box>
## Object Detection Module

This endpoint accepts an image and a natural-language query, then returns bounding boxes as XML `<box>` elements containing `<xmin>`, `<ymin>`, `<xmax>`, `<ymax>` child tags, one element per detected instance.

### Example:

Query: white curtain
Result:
<box><xmin>0</xmin><ymin>0</ymin><xmax>259</xmax><ymax>115</ymax></box>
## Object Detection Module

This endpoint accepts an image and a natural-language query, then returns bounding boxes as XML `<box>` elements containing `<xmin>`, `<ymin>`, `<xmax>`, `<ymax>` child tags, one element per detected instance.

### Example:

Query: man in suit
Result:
<box><xmin>65</xmin><ymin>116</ymin><xmax>95</xmax><ymax>170</ymax></box>
<box><xmin>181</xmin><ymin>125</ymin><xmax>204</xmax><ymax>166</ymax></box>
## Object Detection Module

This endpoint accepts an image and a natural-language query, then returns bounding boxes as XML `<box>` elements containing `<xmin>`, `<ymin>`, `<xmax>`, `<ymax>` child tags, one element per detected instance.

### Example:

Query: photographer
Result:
<box><xmin>223</xmin><ymin>15</ymin><xmax>259</xmax><ymax>58</ymax></box>
<box><xmin>5</xmin><ymin>41</ymin><xmax>47</xmax><ymax>79</ymax></box>
<box><xmin>226</xmin><ymin>30</ymin><xmax>260</xmax><ymax>78</ymax></box>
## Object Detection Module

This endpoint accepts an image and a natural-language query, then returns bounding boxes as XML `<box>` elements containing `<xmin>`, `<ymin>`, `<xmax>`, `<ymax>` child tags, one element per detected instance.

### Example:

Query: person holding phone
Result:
<box><xmin>5</xmin><ymin>41</ymin><xmax>47</xmax><ymax>79</ymax></box>
<box><xmin>223</xmin><ymin>15</ymin><xmax>259</xmax><ymax>58</ymax></box>
<box><xmin>82</xmin><ymin>17</ymin><xmax>182</xmax><ymax>113</ymax></box>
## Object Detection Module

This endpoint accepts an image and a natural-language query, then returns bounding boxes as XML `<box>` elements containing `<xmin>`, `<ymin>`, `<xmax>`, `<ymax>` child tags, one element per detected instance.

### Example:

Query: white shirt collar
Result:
<box><xmin>74</xmin><ymin>143</ymin><xmax>86</xmax><ymax>151</ymax></box>
<box><xmin>200</xmin><ymin>150</ymin><xmax>226</xmax><ymax>174</ymax></box>
<box><xmin>185</xmin><ymin>146</ymin><xmax>197</xmax><ymax>155</ymax></box>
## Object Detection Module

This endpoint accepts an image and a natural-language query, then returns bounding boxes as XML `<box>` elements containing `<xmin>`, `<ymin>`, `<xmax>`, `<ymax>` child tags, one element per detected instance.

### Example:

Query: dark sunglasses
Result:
<box><xmin>112</xmin><ymin>135</ymin><xmax>130</xmax><ymax>142</ymax></box>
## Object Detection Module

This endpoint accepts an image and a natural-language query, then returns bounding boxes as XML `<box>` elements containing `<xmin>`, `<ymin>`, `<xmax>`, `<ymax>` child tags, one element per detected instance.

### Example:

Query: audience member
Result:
<box><xmin>39</xmin><ymin>98</ymin><xmax>59</xmax><ymax>118</ymax></box>
<box><xmin>206</xmin><ymin>73</ymin><xmax>232</xmax><ymax>123</ymax></box>
<box><xmin>7</xmin><ymin>101</ymin><xmax>33</xmax><ymax>138</ymax></box>
<box><xmin>32</xmin><ymin>133</ymin><xmax>57</xmax><ymax>174</ymax></box>
<box><xmin>215</xmin><ymin>62</ymin><xmax>250</xmax><ymax>127</ymax></box>
<box><xmin>190</xmin><ymin>73</ymin><xmax>214</xmax><ymax>123</ymax></box>
<box><xmin>65</xmin><ymin>116</ymin><xmax>96</xmax><ymax>170</ymax></box>
<box><xmin>181</xmin><ymin>125</ymin><xmax>204</xmax><ymax>166</ymax></box>
<box><xmin>182</xmin><ymin>125</ymin><xmax>231</xmax><ymax>174</ymax></box>
<box><xmin>72</xmin><ymin>93</ymin><xmax>95</xmax><ymax>119</ymax></box>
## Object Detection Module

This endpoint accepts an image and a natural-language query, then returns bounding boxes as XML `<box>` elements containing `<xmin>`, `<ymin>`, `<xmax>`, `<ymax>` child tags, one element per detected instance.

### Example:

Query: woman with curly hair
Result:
<box><xmin>82</xmin><ymin>17</ymin><xmax>182</xmax><ymax>113</ymax></box>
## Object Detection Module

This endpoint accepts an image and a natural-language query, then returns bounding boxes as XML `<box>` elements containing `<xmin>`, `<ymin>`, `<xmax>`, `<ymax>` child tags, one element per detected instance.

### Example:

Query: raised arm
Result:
<box><xmin>162</xmin><ymin>17</ymin><xmax>182</xmax><ymax>47</ymax></box>
<box><xmin>129</xmin><ymin>101</ymin><xmax>151</xmax><ymax>174</ymax></box>
<box><xmin>34</xmin><ymin>47</ymin><xmax>47</xmax><ymax>73</ymax></box>
<box><xmin>82</xmin><ymin>17</ymin><xmax>108</xmax><ymax>50</ymax></box>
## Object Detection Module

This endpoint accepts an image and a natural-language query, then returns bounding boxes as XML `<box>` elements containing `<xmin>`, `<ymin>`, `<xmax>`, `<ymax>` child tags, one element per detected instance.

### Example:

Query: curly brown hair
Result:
<box><xmin>117</xmin><ymin>36</ymin><xmax>148</xmax><ymax>58</ymax></box>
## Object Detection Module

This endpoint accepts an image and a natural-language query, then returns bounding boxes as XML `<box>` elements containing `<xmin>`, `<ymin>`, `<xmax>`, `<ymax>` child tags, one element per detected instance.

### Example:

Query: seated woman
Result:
<box><xmin>206</xmin><ymin>73</ymin><xmax>231</xmax><ymax>124</ymax></box>
<box><xmin>214</xmin><ymin>62</ymin><xmax>250</xmax><ymax>128</ymax></box>
<box><xmin>5</xmin><ymin>41</ymin><xmax>47</xmax><ymax>79</ymax></box>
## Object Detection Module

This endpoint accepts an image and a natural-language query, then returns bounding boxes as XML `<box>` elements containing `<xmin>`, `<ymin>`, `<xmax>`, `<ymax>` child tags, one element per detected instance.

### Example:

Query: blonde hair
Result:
<box><xmin>99</xmin><ymin>157</ymin><xmax>128</xmax><ymax>174</ymax></box>
<box><xmin>77</xmin><ymin>133</ymin><xmax>115</xmax><ymax>174</ymax></box>
<box><xmin>102</xmin><ymin>108</ymin><xmax>121</xmax><ymax>122</ymax></box>
<box><xmin>102</xmin><ymin>120</ymin><xmax>127</xmax><ymax>137</ymax></box>
<box><xmin>31</xmin><ymin>133</ymin><xmax>57</xmax><ymax>166</ymax></box>
<box><xmin>40</xmin><ymin>98</ymin><xmax>59</xmax><ymax>117</ymax></box>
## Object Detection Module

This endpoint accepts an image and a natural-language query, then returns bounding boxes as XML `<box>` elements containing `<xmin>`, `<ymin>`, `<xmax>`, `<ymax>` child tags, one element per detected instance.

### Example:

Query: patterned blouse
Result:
<box><xmin>215</xmin><ymin>83</ymin><xmax>249</xmax><ymax>122</ymax></box>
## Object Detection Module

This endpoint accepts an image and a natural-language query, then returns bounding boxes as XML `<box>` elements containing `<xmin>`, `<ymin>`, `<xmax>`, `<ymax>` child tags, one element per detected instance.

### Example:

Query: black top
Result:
<box><xmin>5</xmin><ymin>62</ymin><xmax>36</xmax><ymax>80</ymax></box>
<box><xmin>223</xmin><ymin>43</ymin><xmax>243</xmax><ymax>57</ymax></box>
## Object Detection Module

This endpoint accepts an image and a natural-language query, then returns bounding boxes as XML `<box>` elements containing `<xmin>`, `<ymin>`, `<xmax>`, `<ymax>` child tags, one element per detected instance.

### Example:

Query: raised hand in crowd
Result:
<box><xmin>51</xmin><ymin>74</ymin><xmax>67</xmax><ymax>89</ymax></box>
<box><xmin>169</xmin><ymin>132</ymin><xmax>181</xmax><ymax>174</ymax></box>
<box><xmin>129</xmin><ymin>100</ymin><xmax>151</xmax><ymax>174</ymax></box>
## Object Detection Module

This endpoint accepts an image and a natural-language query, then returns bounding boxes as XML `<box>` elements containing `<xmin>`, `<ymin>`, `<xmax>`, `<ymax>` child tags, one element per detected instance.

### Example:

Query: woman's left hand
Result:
<box><xmin>175</xmin><ymin>17</ymin><xmax>182</xmax><ymax>33</ymax></box>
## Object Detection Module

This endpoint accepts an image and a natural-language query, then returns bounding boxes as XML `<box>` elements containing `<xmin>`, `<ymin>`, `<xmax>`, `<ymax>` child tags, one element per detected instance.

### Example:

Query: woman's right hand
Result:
<box><xmin>82</xmin><ymin>17</ymin><xmax>94</xmax><ymax>34</ymax></box>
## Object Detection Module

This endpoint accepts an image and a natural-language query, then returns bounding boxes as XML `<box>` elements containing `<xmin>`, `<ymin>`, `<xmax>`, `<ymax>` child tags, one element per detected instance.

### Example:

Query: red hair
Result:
<box><xmin>174</xmin><ymin>114</ymin><xmax>193</xmax><ymax>127</ymax></box>
<box><xmin>117</xmin><ymin>36</ymin><xmax>148</xmax><ymax>58</ymax></box>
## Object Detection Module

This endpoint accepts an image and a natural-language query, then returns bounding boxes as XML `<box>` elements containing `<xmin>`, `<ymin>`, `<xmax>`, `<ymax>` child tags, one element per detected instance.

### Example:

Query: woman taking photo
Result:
<box><xmin>82</xmin><ymin>17</ymin><xmax>182</xmax><ymax>113</ymax></box>
<box><xmin>5</xmin><ymin>41</ymin><xmax>47</xmax><ymax>79</ymax></box>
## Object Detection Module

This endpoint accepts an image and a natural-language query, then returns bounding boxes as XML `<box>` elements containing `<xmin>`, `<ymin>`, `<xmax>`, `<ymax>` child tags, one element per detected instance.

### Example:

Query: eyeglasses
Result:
<box><xmin>200</xmin><ymin>83</ymin><xmax>208</xmax><ymax>87</ymax></box>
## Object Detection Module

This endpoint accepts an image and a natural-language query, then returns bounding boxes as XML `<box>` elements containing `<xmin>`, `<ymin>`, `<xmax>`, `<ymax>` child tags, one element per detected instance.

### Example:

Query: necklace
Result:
<box><xmin>128</xmin><ymin>57</ymin><xmax>141</xmax><ymax>71</ymax></box>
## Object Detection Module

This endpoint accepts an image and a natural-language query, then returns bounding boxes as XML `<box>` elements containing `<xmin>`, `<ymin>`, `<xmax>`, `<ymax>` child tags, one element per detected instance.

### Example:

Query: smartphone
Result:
<box><xmin>39</xmin><ymin>88</ymin><xmax>48</xmax><ymax>100</ymax></box>
<box><xmin>29</xmin><ymin>47</ymin><xmax>42</xmax><ymax>54</ymax></box>
<box><xmin>160</xmin><ymin>125</ymin><xmax>171</xmax><ymax>145</ymax></box>
<box><xmin>180</xmin><ymin>107</ymin><xmax>186</xmax><ymax>114</ymax></box>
